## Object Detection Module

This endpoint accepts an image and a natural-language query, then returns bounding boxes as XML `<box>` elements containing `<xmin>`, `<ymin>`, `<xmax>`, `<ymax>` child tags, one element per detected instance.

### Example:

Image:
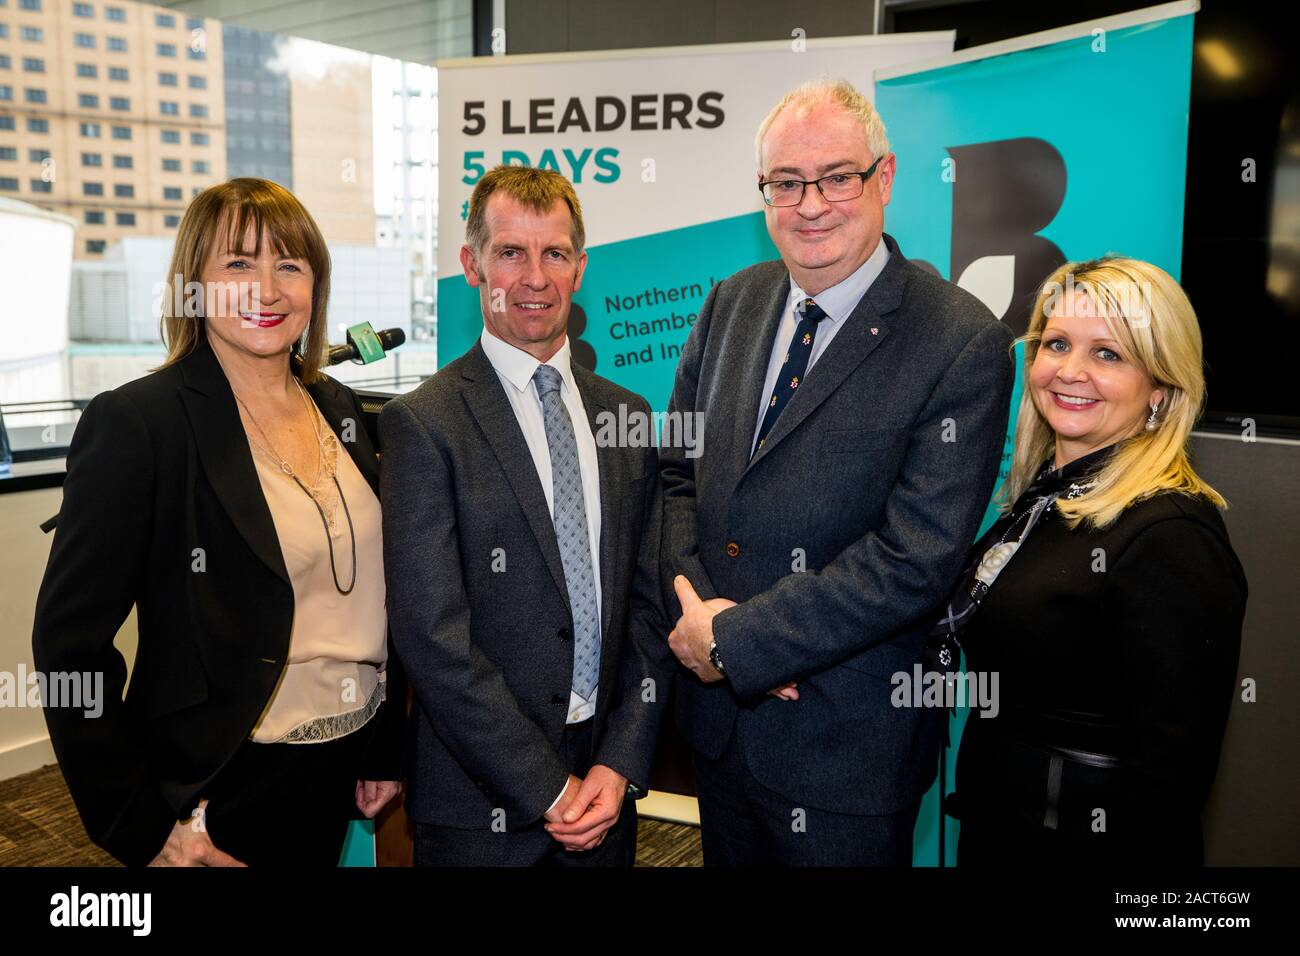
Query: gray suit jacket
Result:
<box><xmin>661</xmin><ymin>232</ymin><xmax>1015</xmax><ymax>816</ymax></box>
<box><xmin>380</xmin><ymin>339</ymin><xmax>672</xmax><ymax>830</ymax></box>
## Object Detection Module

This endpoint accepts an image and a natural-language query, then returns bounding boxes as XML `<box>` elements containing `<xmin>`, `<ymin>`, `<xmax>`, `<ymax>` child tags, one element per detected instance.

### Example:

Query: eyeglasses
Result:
<box><xmin>758</xmin><ymin>156</ymin><xmax>884</xmax><ymax>207</ymax></box>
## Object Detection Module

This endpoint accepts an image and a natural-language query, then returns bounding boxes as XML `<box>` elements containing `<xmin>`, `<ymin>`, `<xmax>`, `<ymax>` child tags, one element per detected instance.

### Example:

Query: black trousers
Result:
<box><xmin>414</xmin><ymin>717</ymin><xmax>638</xmax><ymax>867</ymax></box>
<box><xmin>693</xmin><ymin>728</ymin><xmax>919</xmax><ymax>866</ymax></box>
<box><xmin>200</xmin><ymin>719</ymin><xmax>373</xmax><ymax>867</ymax></box>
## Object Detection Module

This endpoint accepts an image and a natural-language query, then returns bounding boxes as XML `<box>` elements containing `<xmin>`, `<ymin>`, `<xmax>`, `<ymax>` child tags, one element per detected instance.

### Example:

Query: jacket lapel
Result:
<box><xmin>726</xmin><ymin>273</ymin><xmax>790</xmax><ymax>479</ymax></box>
<box><xmin>459</xmin><ymin>341</ymin><xmax>572</xmax><ymax>606</ymax></box>
<box><xmin>176</xmin><ymin>339</ymin><xmax>290</xmax><ymax>586</ymax></box>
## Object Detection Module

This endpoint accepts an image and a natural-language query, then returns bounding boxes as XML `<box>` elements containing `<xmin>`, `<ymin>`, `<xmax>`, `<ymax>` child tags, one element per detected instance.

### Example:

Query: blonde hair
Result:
<box><xmin>754</xmin><ymin>78</ymin><xmax>890</xmax><ymax>168</ymax></box>
<box><xmin>156</xmin><ymin>177</ymin><xmax>332</xmax><ymax>383</ymax></box>
<box><xmin>464</xmin><ymin>164</ymin><xmax>585</xmax><ymax>256</ymax></box>
<box><xmin>1002</xmin><ymin>256</ymin><xmax>1227</xmax><ymax>530</ymax></box>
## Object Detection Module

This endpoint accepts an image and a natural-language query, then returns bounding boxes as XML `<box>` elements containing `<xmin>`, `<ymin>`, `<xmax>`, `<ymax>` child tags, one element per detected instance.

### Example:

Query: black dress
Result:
<box><xmin>951</xmin><ymin>447</ymin><xmax>1247</xmax><ymax>866</ymax></box>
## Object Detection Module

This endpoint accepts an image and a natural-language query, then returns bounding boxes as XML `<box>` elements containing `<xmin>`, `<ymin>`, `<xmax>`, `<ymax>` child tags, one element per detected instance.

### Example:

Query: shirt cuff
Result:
<box><xmin>545</xmin><ymin>780</ymin><xmax>568</xmax><ymax>816</ymax></box>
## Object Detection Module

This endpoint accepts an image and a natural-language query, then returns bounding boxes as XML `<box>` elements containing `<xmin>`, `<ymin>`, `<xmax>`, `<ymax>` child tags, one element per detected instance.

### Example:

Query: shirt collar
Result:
<box><xmin>788</xmin><ymin>235</ymin><xmax>891</xmax><ymax>325</ymax></box>
<box><xmin>480</xmin><ymin>328</ymin><xmax>577</xmax><ymax>397</ymax></box>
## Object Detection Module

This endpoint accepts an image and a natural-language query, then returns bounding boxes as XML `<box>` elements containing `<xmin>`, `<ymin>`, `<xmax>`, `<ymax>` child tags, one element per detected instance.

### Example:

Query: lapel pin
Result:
<box><xmin>870</xmin><ymin>327</ymin><xmax>879</xmax><ymax>335</ymax></box>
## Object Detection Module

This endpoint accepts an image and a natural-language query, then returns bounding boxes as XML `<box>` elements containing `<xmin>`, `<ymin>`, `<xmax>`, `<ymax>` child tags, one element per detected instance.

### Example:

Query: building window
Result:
<box><xmin>188</xmin><ymin>75</ymin><xmax>207</xmax><ymax>90</ymax></box>
<box><xmin>164</xmin><ymin>214</ymin><xmax>180</xmax><ymax>227</ymax></box>
<box><xmin>81</xmin><ymin>152</ymin><xmax>101</xmax><ymax>166</ymax></box>
<box><xmin>76</xmin><ymin>63</ymin><xmax>97</xmax><ymax>78</ymax></box>
<box><xmin>20</xmin><ymin>0</ymin><xmax>42</xmax><ymax>10</ymax></box>
<box><xmin>0</xmin><ymin>117</ymin><xmax>14</xmax><ymax>131</ymax></box>
<box><xmin>112</xmin><ymin>154</ymin><xmax>132</xmax><ymax>169</ymax></box>
<box><xmin>160</xmin><ymin>101</ymin><xmax>178</xmax><ymax>116</ymax></box>
<box><xmin>86</xmin><ymin>239</ymin><xmax>106</xmax><ymax>254</ymax></box>
<box><xmin>111</xmin><ymin>125</ymin><xmax>130</xmax><ymax>140</ymax></box>
<box><xmin>163</xmin><ymin>186</ymin><xmax>182</xmax><ymax>200</ymax></box>
<box><xmin>155</xmin><ymin>13</ymin><xmax>175</xmax><ymax>28</ymax></box>
<box><xmin>30</xmin><ymin>178</ymin><xmax>52</xmax><ymax>192</ymax></box>
<box><xmin>187</xmin><ymin>49</ymin><xmax>206</xmax><ymax>62</ymax></box>
<box><xmin>113</xmin><ymin>183</ymin><xmax>133</xmax><ymax>197</ymax></box>
<box><xmin>107</xmin><ymin>37</ymin><xmax>126</xmax><ymax>52</ymax></box>
<box><xmin>22</xmin><ymin>57</ymin><xmax>44</xmax><ymax>73</ymax></box>
<box><xmin>79</xmin><ymin>122</ymin><xmax>100</xmax><ymax>137</ymax></box>
<box><xmin>0</xmin><ymin>54</ymin><xmax>9</xmax><ymax>69</ymax></box>
<box><xmin>160</xmin><ymin>129</ymin><xmax>180</xmax><ymax>144</ymax></box>
<box><xmin>189</xmin><ymin>103</ymin><xmax>208</xmax><ymax>119</ymax></box>
<box><xmin>109</xmin><ymin>96</ymin><xmax>128</xmax><ymax>111</ymax></box>
<box><xmin>83</xmin><ymin>181</ymin><xmax>103</xmax><ymax>195</ymax></box>
<box><xmin>115</xmin><ymin>211</ymin><xmax>135</xmax><ymax>226</ymax></box>
<box><xmin>109</xmin><ymin>67</ymin><xmax>128</xmax><ymax>81</ymax></box>
<box><xmin>25</xmin><ymin>88</ymin><xmax>47</xmax><ymax>104</ymax></box>
<box><xmin>73</xmin><ymin>2</ymin><xmax>93</xmax><ymax>17</ymax></box>
<box><xmin>0</xmin><ymin>178</ymin><xmax>19</xmax><ymax>191</ymax></box>
<box><xmin>156</xmin><ymin>43</ymin><xmax>177</xmax><ymax>58</ymax></box>
<box><xmin>186</xmin><ymin>17</ymin><xmax>203</xmax><ymax>30</ymax></box>
<box><xmin>190</xmin><ymin>131</ymin><xmax>209</xmax><ymax>146</ymax></box>
<box><xmin>159</xmin><ymin>72</ymin><xmax>177</xmax><ymax>86</ymax></box>
<box><xmin>0</xmin><ymin>86</ymin><xmax>11</xmax><ymax>102</ymax></box>
<box><xmin>85</xmin><ymin>210</ymin><xmax>104</xmax><ymax>224</ymax></box>
<box><xmin>21</xmin><ymin>27</ymin><xmax>44</xmax><ymax>42</ymax></box>
<box><xmin>27</xmin><ymin>117</ymin><xmax>49</xmax><ymax>133</ymax></box>
<box><xmin>162</xmin><ymin>158</ymin><xmax>180</xmax><ymax>172</ymax></box>
<box><xmin>0</xmin><ymin>146</ymin><xmax>15</xmax><ymax>160</ymax></box>
<box><xmin>0</xmin><ymin>26</ymin><xmax>7</xmax><ymax>40</ymax></box>
<box><xmin>78</xmin><ymin>93</ymin><xmax>99</xmax><ymax>108</ymax></box>
<box><xmin>28</xmin><ymin>148</ymin><xmax>50</xmax><ymax>162</ymax></box>
<box><xmin>192</xmin><ymin>160</ymin><xmax>209</xmax><ymax>174</ymax></box>
<box><xmin>105</xmin><ymin>6</ymin><xmax>124</xmax><ymax>22</ymax></box>
<box><xmin>74</xmin><ymin>33</ymin><xmax>95</xmax><ymax>48</ymax></box>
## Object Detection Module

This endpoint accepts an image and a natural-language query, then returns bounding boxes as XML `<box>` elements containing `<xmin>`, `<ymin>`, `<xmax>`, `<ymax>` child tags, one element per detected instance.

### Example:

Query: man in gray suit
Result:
<box><xmin>662</xmin><ymin>79</ymin><xmax>1015</xmax><ymax>865</ymax></box>
<box><xmin>381</xmin><ymin>165</ymin><xmax>672</xmax><ymax>865</ymax></box>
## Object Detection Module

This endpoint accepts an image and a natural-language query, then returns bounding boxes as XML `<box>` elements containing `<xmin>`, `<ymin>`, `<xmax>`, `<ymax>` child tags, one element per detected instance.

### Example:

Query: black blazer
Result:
<box><xmin>31</xmin><ymin>336</ymin><xmax>406</xmax><ymax>867</ymax></box>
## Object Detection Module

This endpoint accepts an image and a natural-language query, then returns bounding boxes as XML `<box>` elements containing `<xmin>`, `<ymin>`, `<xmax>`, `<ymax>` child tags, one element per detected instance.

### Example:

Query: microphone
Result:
<box><xmin>327</xmin><ymin>323</ymin><xmax>406</xmax><ymax>366</ymax></box>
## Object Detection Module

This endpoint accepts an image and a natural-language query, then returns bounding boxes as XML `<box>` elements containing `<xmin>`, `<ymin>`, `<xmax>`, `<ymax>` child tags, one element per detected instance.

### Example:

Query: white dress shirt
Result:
<box><xmin>750</xmin><ymin>238</ymin><xmax>891</xmax><ymax>455</ymax></box>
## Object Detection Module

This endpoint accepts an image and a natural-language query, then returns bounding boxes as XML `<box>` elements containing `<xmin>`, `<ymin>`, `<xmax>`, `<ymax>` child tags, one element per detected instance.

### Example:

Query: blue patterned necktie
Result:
<box><xmin>753</xmin><ymin>297</ymin><xmax>828</xmax><ymax>456</ymax></box>
<box><xmin>532</xmin><ymin>364</ymin><xmax>601</xmax><ymax>701</ymax></box>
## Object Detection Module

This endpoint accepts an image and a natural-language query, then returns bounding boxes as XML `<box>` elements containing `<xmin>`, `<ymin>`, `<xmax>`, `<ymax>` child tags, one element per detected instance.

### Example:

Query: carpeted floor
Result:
<box><xmin>0</xmin><ymin>764</ymin><xmax>702</xmax><ymax>867</ymax></box>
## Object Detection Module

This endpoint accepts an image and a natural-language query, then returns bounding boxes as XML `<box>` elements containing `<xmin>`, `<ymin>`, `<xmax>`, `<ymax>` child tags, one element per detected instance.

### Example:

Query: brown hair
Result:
<box><xmin>156</xmin><ymin>177</ymin><xmax>332</xmax><ymax>382</ymax></box>
<box><xmin>464</xmin><ymin>165</ymin><xmax>585</xmax><ymax>256</ymax></box>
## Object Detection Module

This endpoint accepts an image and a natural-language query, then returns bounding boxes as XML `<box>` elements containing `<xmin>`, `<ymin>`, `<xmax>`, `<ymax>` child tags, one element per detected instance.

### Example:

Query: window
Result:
<box><xmin>113</xmin><ymin>183</ymin><xmax>133</xmax><ymax>198</ymax></box>
<box><xmin>191</xmin><ymin>187</ymin><xmax>201</xmax><ymax>197</ymax></box>
<box><xmin>0</xmin><ymin>54</ymin><xmax>9</xmax><ymax>69</ymax></box>
<box><xmin>115</xmin><ymin>211</ymin><xmax>134</xmax><ymax>226</ymax></box>
<box><xmin>30</xmin><ymin>178</ymin><xmax>51</xmax><ymax>192</ymax></box>
<box><xmin>112</xmin><ymin>154</ymin><xmax>131</xmax><ymax>169</ymax></box>
<box><xmin>0</xmin><ymin>178</ymin><xmax>18</xmax><ymax>191</ymax></box>
<box><xmin>78</xmin><ymin>93</ymin><xmax>99</xmax><ymax>108</ymax></box>
<box><xmin>108</xmin><ymin>67</ymin><xmax>128</xmax><ymax>81</ymax></box>
<box><xmin>156</xmin><ymin>13</ymin><xmax>176</xmax><ymax>27</ymax></box>
<box><xmin>81</xmin><ymin>152</ymin><xmax>101</xmax><ymax>166</ymax></box>
<box><xmin>28</xmin><ymin>148</ymin><xmax>49</xmax><ymax>162</ymax></box>
<box><xmin>160</xmin><ymin>101</ymin><xmax>178</xmax><ymax>116</ymax></box>
<box><xmin>76</xmin><ymin>63</ymin><xmax>97</xmax><ymax>78</ymax></box>
<box><xmin>73</xmin><ymin>2</ymin><xmax>93</xmax><ymax>16</ymax></box>
<box><xmin>0</xmin><ymin>117</ymin><xmax>13</xmax><ymax>131</ymax></box>
<box><xmin>109</xmin><ymin>96</ymin><xmax>128</xmax><ymax>111</ymax></box>
<box><xmin>74</xmin><ymin>33</ymin><xmax>95</xmax><ymax>48</ymax></box>
<box><xmin>27</xmin><ymin>117</ymin><xmax>48</xmax><ymax>133</ymax></box>
<box><xmin>85</xmin><ymin>210</ymin><xmax>105</xmax><ymax>224</ymax></box>
<box><xmin>22</xmin><ymin>57</ymin><xmax>44</xmax><ymax>73</ymax></box>
<box><xmin>105</xmin><ymin>6</ymin><xmax>124</xmax><ymax>21</ymax></box>
<box><xmin>0</xmin><ymin>86</ymin><xmax>10</xmax><ymax>102</ymax></box>
<box><xmin>188</xmin><ymin>75</ymin><xmax>207</xmax><ymax>90</ymax></box>
<box><xmin>0</xmin><ymin>26</ymin><xmax>6</xmax><ymax>40</ymax></box>
<box><xmin>158</xmin><ymin>72</ymin><xmax>177</xmax><ymax>86</ymax></box>
<box><xmin>106</xmin><ymin>37</ymin><xmax>126</xmax><ymax>52</ymax></box>
<box><xmin>79</xmin><ymin>121</ymin><xmax>100</xmax><ymax>137</ymax></box>
<box><xmin>190</xmin><ymin>131</ymin><xmax>209</xmax><ymax>146</ymax></box>
<box><xmin>86</xmin><ymin>239</ymin><xmax>106</xmax><ymax>254</ymax></box>
<box><xmin>110</xmin><ymin>125</ymin><xmax>129</xmax><ymax>140</ymax></box>
<box><xmin>187</xmin><ymin>49</ymin><xmax>206</xmax><ymax>62</ymax></box>
<box><xmin>164</xmin><ymin>214</ymin><xmax>180</xmax><ymax>227</ymax></box>
<box><xmin>0</xmin><ymin>146</ymin><xmax>15</xmax><ymax>160</ymax></box>
<box><xmin>163</xmin><ymin>186</ymin><xmax>182</xmax><ymax>200</ymax></box>
<box><xmin>192</xmin><ymin>159</ymin><xmax>209</xmax><ymax>174</ymax></box>
<box><xmin>156</xmin><ymin>43</ymin><xmax>177</xmax><ymax>58</ymax></box>
<box><xmin>189</xmin><ymin>103</ymin><xmax>208</xmax><ymax>119</ymax></box>
<box><xmin>21</xmin><ymin>27</ymin><xmax>44</xmax><ymax>42</ymax></box>
<box><xmin>20</xmin><ymin>0</ymin><xmax>42</xmax><ymax>10</ymax></box>
<box><xmin>83</xmin><ymin>181</ymin><xmax>103</xmax><ymax>195</ymax></box>
<box><xmin>160</xmin><ymin>129</ymin><xmax>180</xmax><ymax>144</ymax></box>
<box><xmin>186</xmin><ymin>17</ymin><xmax>203</xmax><ymax>30</ymax></box>
<box><xmin>161</xmin><ymin>158</ymin><xmax>180</xmax><ymax>172</ymax></box>
<box><xmin>25</xmin><ymin>88</ymin><xmax>47</xmax><ymax>104</ymax></box>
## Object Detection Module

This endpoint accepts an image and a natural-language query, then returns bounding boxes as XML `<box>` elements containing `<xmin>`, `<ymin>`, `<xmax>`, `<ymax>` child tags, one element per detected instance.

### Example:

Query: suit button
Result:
<box><xmin>726</xmin><ymin>542</ymin><xmax>741</xmax><ymax>557</ymax></box>
<box><xmin>557</xmin><ymin>627</ymin><xmax>571</xmax><ymax>642</ymax></box>
<box><xmin>552</xmin><ymin>693</ymin><xmax>566</xmax><ymax>705</ymax></box>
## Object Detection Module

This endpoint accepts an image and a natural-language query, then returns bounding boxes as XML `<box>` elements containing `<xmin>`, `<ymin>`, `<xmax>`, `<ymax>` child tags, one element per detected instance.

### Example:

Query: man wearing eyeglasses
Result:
<box><xmin>660</xmin><ymin>79</ymin><xmax>1015</xmax><ymax>865</ymax></box>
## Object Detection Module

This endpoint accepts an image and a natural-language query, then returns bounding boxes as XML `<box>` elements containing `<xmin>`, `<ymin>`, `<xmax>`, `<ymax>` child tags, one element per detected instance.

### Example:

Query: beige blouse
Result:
<box><xmin>244</xmin><ymin>399</ymin><xmax>388</xmax><ymax>744</ymax></box>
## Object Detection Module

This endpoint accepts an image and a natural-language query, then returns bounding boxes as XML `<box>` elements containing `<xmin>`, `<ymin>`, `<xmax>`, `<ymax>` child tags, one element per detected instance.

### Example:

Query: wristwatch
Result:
<box><xmin>708</xmin><ymin>639</ymin><xmax>726</xmax><ymax>675</ymax></box>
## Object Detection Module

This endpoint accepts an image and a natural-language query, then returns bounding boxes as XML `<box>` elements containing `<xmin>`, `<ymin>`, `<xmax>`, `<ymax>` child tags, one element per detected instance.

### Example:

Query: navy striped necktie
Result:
<box><xmin>753</xmin><ymin>297</ymin><xmax>828</xmax><ymax>456</ymax></box>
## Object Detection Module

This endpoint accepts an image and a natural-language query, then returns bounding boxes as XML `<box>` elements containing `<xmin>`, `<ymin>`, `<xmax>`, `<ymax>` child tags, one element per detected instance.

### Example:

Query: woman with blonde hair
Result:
<box><xmin>33</xmin><ymin>178</ymin><xmax>404</xmax><ymax>866</ymax></box>
<box><xmin>930</xmin><ymin>255</ymin><xmax>1246</xmax><ymax>865</ymax></box>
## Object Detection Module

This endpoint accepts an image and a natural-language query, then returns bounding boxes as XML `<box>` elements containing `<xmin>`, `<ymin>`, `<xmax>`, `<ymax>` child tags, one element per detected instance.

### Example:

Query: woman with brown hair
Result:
<box><xmin>32</xmin><ymin>178</ymin><xmax>404</xmax><ymax>867</ymax></box>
